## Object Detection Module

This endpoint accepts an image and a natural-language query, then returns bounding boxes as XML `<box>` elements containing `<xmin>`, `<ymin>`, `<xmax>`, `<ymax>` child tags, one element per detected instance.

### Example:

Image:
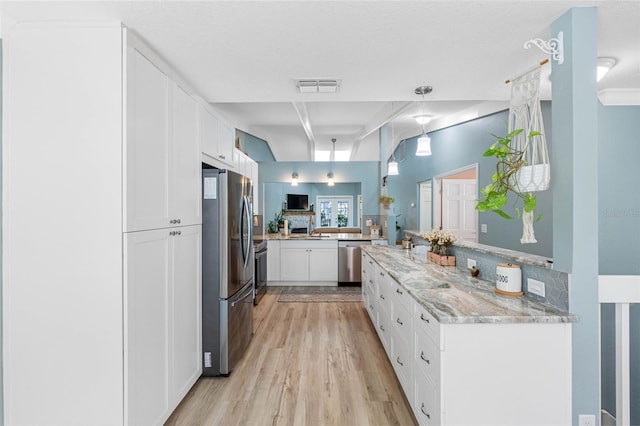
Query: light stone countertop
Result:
<box><xmin>256</xmin><ymin>233</ymin><xmax>383</xmax><ymax>241</ymax></box>
<box><xmin>404</xmin><ymin>230</ymin><xmax>553</xmax><ymax>268</ymax></box>
<box><xmin>362</xmin><ymin>245</ymin><xmax>578</xmax><ymax>324</ymax></box>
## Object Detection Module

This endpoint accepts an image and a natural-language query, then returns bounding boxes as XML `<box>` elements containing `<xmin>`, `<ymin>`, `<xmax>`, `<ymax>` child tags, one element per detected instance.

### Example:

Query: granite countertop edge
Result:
<box><xmin>256</xmin><ymin>233</ymin><xmax>383</xmax><ymax>241</ymax></box>
<box><xmin>362</xmin><ymin>245</ymin><xmax>578</xmax><ymax>325</ymax></box>
<box><xmin>403</xmin><ymin>230</ymin><xmax>553</xmax><ymax>269</ymax></box>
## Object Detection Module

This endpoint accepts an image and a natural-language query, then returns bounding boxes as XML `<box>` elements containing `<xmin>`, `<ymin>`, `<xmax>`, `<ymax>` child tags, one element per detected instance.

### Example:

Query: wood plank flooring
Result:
<box><xmin>165</xmin><ymin>287</ymin><xmax>417</xmax><ymax>425</ymax></box>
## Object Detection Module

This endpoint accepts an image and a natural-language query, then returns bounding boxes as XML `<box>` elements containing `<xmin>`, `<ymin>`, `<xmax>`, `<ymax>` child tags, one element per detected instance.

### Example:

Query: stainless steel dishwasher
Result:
<box><xmin>338</xmin><ymin>240</ymin><xmax>371</xmax><ymax>284</ymax></box>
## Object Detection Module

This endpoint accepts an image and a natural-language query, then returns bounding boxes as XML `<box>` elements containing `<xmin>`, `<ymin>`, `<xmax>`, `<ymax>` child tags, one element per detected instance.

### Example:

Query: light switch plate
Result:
<box><xmin>527</xmin><ymin>278</ymin><xmax>545</xmax><ymax>297</ymax></box>
<box><xmin>481</xmin><ymin>224</ymin><xmax>488</xmax><ymax>233</ymax></box>
<box><xmin>467</xmin><ymin>258</ymin><xmax>476</xmax><ymax>268</ymax></box>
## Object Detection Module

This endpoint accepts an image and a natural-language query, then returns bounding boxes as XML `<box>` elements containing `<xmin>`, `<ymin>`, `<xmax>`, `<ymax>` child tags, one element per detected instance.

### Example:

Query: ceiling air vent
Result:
<box><xmin>295</xmin><ymin>79</ymin><xmax>341</xmax><ymax>93</ymax></box>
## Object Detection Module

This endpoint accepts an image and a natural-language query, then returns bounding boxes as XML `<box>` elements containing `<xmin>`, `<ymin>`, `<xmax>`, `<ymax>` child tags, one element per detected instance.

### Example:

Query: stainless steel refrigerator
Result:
<box><xmin>202</xmin><ymin>167</ymin><xmax>254</xmax><ymax>376</ymax></box>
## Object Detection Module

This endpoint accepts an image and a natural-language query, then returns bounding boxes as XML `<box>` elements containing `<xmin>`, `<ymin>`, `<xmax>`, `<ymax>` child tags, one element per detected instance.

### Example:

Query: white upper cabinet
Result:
<box><xmin>125</xmin><ymin>48</ymin><xmax>170</xmax><ymax>232</ymax></box>
<box><xmin>218</xmin><ymin>120</ymin><xmax>235</xmax><ymax>164</ymax></box>
<box><xmin>200</xmin><ymin>103</ymin><xmax>235</xmax><ymax>167</ymax></box>
<box><xmin>125</xmin><ymin>48</ymin><xmax>202</xmax><ymax>232</ymax></box>
<box><xmin>170</xmin><ymin>82</ymin><xmax>201</xmax><ymax>227</ymax></box>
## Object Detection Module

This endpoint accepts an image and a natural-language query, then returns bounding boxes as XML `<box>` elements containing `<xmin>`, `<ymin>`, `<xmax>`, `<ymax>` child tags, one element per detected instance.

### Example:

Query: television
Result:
<box><xmin>287</xmin><ymin>193</ymin><xmax>309</xmax><ymax>210</ymax></box>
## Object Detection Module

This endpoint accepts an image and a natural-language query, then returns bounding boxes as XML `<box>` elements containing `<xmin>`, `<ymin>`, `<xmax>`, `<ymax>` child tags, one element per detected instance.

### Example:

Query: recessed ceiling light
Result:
<box><xmin>295</xmin><ymin>79</ymin><xmax>341</xmax><ymax>93</ymax></box>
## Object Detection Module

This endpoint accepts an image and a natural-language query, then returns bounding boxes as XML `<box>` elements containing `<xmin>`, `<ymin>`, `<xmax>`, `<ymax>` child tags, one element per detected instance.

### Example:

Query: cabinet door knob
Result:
<box><xmin>379</xmin><ymin>325</ymin><xmax>385</xmax><ymax>332</ymax></box>
<box><xmin>396</xmin><ymin>288</ymin><xmax>403</xmax><ymax>295</ymax></box>
<box><xmin>420</xmin><ymin>351</ymin><xmax>431</xmax><ymax>364</ymax></box>
<box><xmin>396</xmin><ymin>317</ymin><xmax>403</xmax><ymax>326</ymax></box>
<box><xmin>219</xmin><ymin>155</ymin><xmax>226</xmax><ymax>159</ymax></box>
<box><xmin>169</xmin><ymin>231</ymin><xmax>175</xmax><ymax>236</ymax></box>
<box><xmin>170</xmin><ymin>219</ymin><xmax>177</xmax><ymax>224</ymax></box>
<box><xmin>369</xmin><ymin>304</ymin><xmax>374</xmax><ymax>310</ymax></box>
<box><xmin>396</xmin><ymin>356</ymin><xmax>404</xmax><ymax>366</ymax></box>
<box><xmin>177</xmin><ymin>231</ymin><xmax>182</xmax><ymax>236</ymax></box>
<box><xmin>421</xmin><ymin>403</ymin><xmax>430</xmax><ymax>419</ymax></box>
<box><xmin>379</xmin><ymin>294</ymin><xmax>385</xmax><ymax>300</ymax></box>
<box><xmin>176</xmin><ymin>219</ymin><xmax>181</xmax><ymax>224</ymax></box>
<box><xmin>420</xmin><ymin>313</ymin><xmax>430</xmax><ymax>324</ymax></box>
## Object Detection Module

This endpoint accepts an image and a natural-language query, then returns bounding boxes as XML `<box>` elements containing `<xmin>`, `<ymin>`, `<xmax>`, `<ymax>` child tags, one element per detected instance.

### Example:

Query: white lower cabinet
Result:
<box><xmin>125</xmin><ymin>225</ymin><xmax>201</xmax><ymax>425</ymax></box>
<box><xmin>362</xmin><ymin>251</ymin><xmax>572</xmax><ymax>426</ymax></box>
<box><xmin>266</xmin><ymin>240</ymin><xmax>281</xmax><ymax>282</ymax></box>
<box><xmin>279</xmin><ymin>240</ymin><xmax>338</xmax><ymax>283</ymax></box>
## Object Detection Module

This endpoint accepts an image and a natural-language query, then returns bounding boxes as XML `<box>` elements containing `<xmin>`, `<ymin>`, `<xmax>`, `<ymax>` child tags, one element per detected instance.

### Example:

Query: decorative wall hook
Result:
<box><xmin>524</xmin><ymin>31</ymin><xmax>564</xmax><ymax>65</ymax></box>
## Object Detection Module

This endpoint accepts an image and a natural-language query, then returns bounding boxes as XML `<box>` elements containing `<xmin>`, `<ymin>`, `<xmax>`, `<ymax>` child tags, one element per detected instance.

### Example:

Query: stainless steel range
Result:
<box><xmin>253</xmin><ymin>240</ymin><xmax>267</xmax><ymax>304</ymax></box>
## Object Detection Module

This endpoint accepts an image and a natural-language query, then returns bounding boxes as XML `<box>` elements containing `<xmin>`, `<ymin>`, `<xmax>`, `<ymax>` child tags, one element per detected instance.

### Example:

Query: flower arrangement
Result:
<box><xmin>423</xmin><ymin>229</ymin><xmax>457</xmax><ymax>256</ymax></box>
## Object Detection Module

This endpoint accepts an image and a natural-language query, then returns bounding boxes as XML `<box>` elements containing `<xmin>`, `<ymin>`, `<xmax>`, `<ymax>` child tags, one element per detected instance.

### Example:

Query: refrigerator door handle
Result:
<box><xmin>231</xmin><ymin>285</ymin><xmax>254</xmax><ymax>307</ymax></box>
<box><xmin>240</xmin><ymin>195</ymin><xmax>252</xmax><ymax>269</ymax></box>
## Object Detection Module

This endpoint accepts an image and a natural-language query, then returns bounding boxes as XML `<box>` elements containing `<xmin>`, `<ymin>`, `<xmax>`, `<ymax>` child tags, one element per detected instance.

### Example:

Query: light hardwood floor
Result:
<box><xmin>166</xmin><ymin>288</ymin><xmax>417</xmax><ymax>425</ymax></box>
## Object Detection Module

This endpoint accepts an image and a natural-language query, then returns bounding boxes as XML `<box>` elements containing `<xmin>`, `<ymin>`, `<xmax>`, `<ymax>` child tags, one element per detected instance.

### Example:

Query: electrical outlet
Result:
<box><xmin>467</xmin><ymin>258</ymin><xmax>477</xmax><ymax>268</ymax></box>
<box><xmin>578</xmin><ymin>414</ymin><xmax>596</xmax><ymax>426</ymax></box>
<box><xmin>527</xmin><ymin>278</ymin><xmax>546</xmax><ymax>297</ymax></box>
<box><xmin>481</xmin><ymin>224</ymin><xmax>488</xmax><ymax>233</ymax></box>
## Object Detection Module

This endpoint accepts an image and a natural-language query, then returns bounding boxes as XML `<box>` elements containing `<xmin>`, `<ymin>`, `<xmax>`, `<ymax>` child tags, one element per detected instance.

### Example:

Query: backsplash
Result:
<box><xmin>408</xmin><ymin>232</ymin><xmax>568</xmax><ymax>311</ymax></box>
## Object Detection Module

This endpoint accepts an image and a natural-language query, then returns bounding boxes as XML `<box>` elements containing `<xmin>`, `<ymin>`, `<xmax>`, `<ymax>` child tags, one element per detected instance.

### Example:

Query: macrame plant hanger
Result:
<box><xmin>507</xmin><ymin>63</ymin><xmax>550</xmax><ymax>244</ymax></box>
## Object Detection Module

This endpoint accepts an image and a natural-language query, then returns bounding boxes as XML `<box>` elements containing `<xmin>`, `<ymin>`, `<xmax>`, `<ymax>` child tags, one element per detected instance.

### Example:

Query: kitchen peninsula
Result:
<box><xmin>361</xmin><ymin>244</ymin><xmax>577</xmax><ymax>425</ymax></box>
<box><xmin>261</xmin><ymin>232</ymin><xmax>384</xmax><ymax>285</ymax></box>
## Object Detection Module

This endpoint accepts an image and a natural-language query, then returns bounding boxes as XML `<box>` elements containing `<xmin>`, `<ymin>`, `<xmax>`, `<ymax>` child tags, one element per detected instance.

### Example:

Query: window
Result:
<box><xmin>316</xmin><ymin>196</ymin><xmax>353</xmax><ymax>228</ymax></box>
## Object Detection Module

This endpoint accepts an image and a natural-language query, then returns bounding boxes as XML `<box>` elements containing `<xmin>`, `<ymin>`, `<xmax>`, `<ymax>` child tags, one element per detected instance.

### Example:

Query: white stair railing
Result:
<box><xmin>599</xmin><ymin>275</ymin><xmax>640</xmax><ymax>426</ymax></box>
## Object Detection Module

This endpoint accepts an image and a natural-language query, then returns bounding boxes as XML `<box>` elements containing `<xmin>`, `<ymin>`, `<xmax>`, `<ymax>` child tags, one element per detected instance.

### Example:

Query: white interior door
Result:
<box><xmin>419</xmin><ymin>181</ymin><xmax>432</xmax><ymax>233</ymax></box>
<box><xmin>442</xmin><ymin>179</ymin><xmax>477</xmax><ymax>242</ymax></box>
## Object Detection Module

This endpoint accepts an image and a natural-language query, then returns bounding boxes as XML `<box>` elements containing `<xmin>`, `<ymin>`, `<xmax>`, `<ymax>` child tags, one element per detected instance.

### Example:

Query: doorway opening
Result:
<box><xmin>432</xmin><ymin>164</ymin><xmax>478</xmax><ymax>242</ymax></box>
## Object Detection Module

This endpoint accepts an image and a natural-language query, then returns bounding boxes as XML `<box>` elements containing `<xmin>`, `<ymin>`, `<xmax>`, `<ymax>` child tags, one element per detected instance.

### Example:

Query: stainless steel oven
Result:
<box><xmin>254</xmin><ymin>240</ymin><xmax>267</xmax><ymax>305</ymax></box>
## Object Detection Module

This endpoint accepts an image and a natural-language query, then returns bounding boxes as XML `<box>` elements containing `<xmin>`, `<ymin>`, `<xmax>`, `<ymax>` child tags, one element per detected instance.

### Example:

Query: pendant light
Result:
<box><xmin>415</xmin><ymin>86</ymin><xmax>433</xmax><ymax>156</ymax></box>
<box><xmin>387</xmin><ymin>157</ymin><xmax>399</xmax><ymax>175</ymax></box>
<box><xmin>328</xmin><ymin>138</ymin><xmax>336</xmax><ymax>185</ymax></box>
<box><xmin>327</xmin><ymin>172</ymin><xmax>335</xmax><ymax>186</ymax></box>
<box><xmin>291</xmin><ymin>172</ymin><xmax>299</xmax><ymax>186</ymax></box>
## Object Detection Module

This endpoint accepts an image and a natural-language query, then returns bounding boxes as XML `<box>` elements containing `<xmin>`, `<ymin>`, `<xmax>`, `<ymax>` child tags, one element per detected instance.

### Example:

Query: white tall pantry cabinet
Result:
<box><xmin>3</xmin><ymin>23</ymin><xmax>202</xmax><ymax>425</ymax></box>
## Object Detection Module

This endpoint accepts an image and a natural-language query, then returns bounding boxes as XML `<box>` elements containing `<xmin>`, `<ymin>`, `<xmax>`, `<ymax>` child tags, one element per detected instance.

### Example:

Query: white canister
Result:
<box><xmin>496</xmin><ymin>263</ymin><xmax>522</xmax><ymax>295</ymax></box>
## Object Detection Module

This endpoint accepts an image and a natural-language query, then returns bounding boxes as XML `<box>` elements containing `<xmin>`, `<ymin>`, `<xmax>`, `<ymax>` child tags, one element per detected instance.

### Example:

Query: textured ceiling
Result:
<box><xmin>2</xmin><ymin>1</ymin><xmax>638</xmax><ymax>160</ymax></box>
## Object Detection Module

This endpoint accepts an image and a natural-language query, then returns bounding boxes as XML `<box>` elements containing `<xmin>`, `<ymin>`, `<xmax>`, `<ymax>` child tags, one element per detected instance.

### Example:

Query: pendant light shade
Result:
<box><xmin>327</xmin><ymin>172</ymin><xmax>335</xmax><ymax>186</ymax></box>
<box><xmin>414</xmin><ymin>86</ymin><xmax>433</xmax><ymax>157</ymax></box>
<box><xmin>416</xmin><ymin>134</ymin><xmax>432</xmax><ymax>156</ymax></box>
<box><xmin>387</xmin><ymin>158</ymin><xmax>399</xmax><ymax>175</ymax></box>
<box><xmin>291</xmin><ymin>172</ymin><xmax>299</xmax><ymax>186</ymax></box>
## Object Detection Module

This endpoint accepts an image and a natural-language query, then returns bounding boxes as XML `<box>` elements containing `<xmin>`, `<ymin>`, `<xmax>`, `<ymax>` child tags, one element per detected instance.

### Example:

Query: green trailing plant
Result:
<box><xmin>379</xmin><ymin>195</ymin><xmax>395</xmax><ymax>206</ymax></box>
<box><xmin>476</xmin><ymin>129</ymin><xmax>543</xmax><ymax>221</ymax></box>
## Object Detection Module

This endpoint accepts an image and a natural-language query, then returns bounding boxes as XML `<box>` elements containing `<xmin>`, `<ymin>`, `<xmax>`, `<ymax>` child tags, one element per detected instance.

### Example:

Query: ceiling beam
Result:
<box><xmin>350</xmin><ymin>101</ymin><xmax>414</xmax><ymax>160</ymax></box>
<box><xmin>291</xmin><ymin>102</ymin><xmax>316</xmax><ymax>161</ymax></box>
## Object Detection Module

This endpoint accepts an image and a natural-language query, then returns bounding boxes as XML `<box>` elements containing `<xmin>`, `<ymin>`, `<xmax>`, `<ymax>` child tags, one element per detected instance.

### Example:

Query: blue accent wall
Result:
<box><xmin>239</xmin><ymin>130</ymin><xmax>276</xmax><ymax>162</ymax></box>
<box><xmin>386</xmin><ymin>105</ymin><xmax>553</xmax><ymax>258</ymax></box>
<box><xmin>0</xmin><ymin>39</ymin><xmax>4</xmax><ymax>425</ymax></box>
<box><xmin>552</xmin><ymin>8</ymin><xmax>600</xmax><ymax>423</ymax></box>
<box><xmin>598</xmin><ymin>104</ymin><xmax>640</xmax><ymax>423</ymax></box>
<box><xmin>263</xmin><ymin>182</ymin><xmax>362</xmax><ymax>229</ymax></box>
<box><xmin>258</xmin><ymin>161</ymin><xmax>379</xmax><ymax>230</ymax></box>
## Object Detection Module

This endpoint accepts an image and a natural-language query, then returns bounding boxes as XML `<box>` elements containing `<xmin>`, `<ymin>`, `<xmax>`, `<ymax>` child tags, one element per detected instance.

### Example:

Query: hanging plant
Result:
<box><xmin>476</xmin><ymin>129</ymin><xmax>543</xmax><ymax>222</ymax></box>
<box><xmin>379</xmin><ymin>195</ymin><xmax>395</xmax><ymax>208</ymax></box>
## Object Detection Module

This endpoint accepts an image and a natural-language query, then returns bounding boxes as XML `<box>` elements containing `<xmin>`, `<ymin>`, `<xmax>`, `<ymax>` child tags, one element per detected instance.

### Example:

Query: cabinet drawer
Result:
<box><xmin>376</xmin><ymin>311</ymin><xmax>391</xmax><ymax>356</ymax></box>
<box><xmin>376</xmin><ymin>273</ymin><xmax>391</xmax><ymax>315</ymax></box>
<box><xmin>280</xmin><ymin>240</ymin><xmax>338</xmax><ymax>250</ymax></box>
<box><xmin>391</xmin><ymin>297</ymin><xmax>412</xmax><ymax>342</ymax></box>
<box><xmin>414</xmin><ymin>300</ymin><xmax>440</xmax><ymax>347</ymax></box>
<box><xmin>414</xmin><ymin>369</ymin><xmax>440</xmax><ymax>426</ymax></box>
<box><xmin>392</xmin><ymin>333</ymin><xmax>413</xmax><ymax>402</ymax></box>
<box><xmin>414</xmin><ymin>326</ymin><xmax>441</xmax><ymax>387</ymax></box>
<box><xmin>390</xmin><ymin>278</ymin><xmax>413</xmax><ymax>310</ymax></box>
<box><xmin>366</xmin><ymin>299</ymin><xmax>376</xmax><ymax>324</ymax></box>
